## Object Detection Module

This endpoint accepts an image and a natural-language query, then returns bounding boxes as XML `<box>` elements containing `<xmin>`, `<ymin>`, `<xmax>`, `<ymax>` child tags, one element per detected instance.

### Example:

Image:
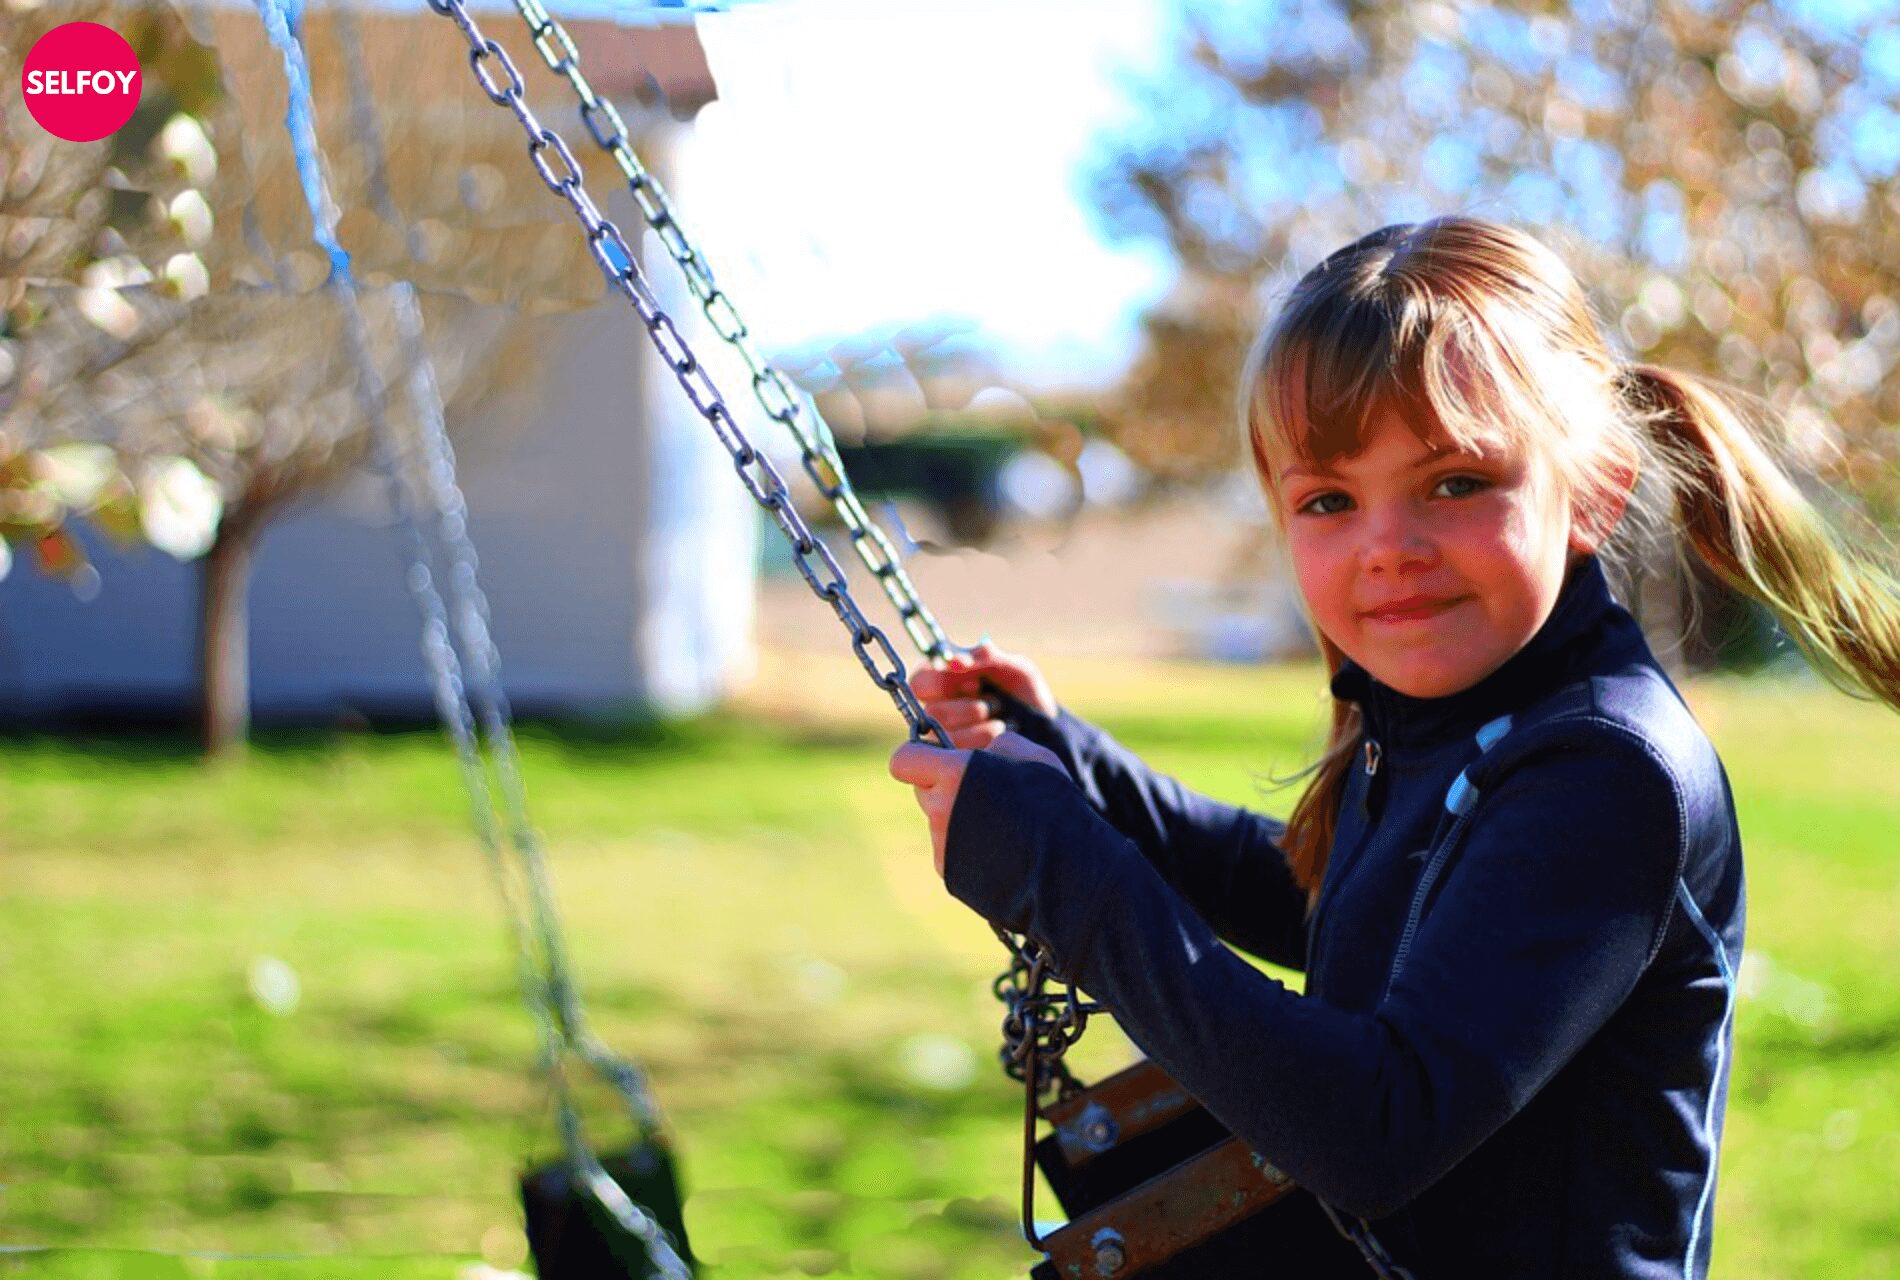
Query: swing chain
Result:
<box><xmin>480</xmin><ymin>0</ymin><xmax>1111</xmax><ymax>1111</ymax></box>
<box><xmin>992</xmin><ymin>928</ymin><xmax>1096</xmax><ymax>1099</ymax></box>
<box><xmin>993</xmin><ymin>927</ymin><xmax>1102</xmax><ymax>1254</ymax></box>
<box><xmin>330</xmin><ymin>0</ymin><xmax>672</xmax><ymax>1144</ymax></box>
<box><xmin>391</xmin><ymin>287</ymin><xmax>669</xmax><ymax>1140</ymax></box>
<box><xmin>427</xmin><ymin>0</ymin><xmax>949</xmax><ymax>751</ymax></box>
<box><xmin>426</xmin><ymin>4</ymin><xmax>1099</xmax><ymax>1171</ymax></box>
<box><xmin>499</xmin><ymin>0</ymin><xmax>956</xmax><ymax>665</ymax></box>
<box><xmin>267</xmin><ymin>10</ymin><xmax>688</xmax><ymax>1271</ymax></box>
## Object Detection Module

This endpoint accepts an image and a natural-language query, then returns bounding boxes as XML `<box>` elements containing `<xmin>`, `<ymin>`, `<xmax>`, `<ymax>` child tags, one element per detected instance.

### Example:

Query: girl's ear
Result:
<box><xmin>1569</xmin><ymin>455</ymin><xmax>1638</xmax><ymax>555</ymax></box>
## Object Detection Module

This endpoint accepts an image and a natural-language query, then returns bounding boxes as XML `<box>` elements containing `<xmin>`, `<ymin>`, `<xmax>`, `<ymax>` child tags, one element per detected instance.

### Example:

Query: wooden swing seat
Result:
<box><xmin>1031</xmin><ymin>1059</ymin><xmax>1368</xmax><ymax>1278</ymax></box>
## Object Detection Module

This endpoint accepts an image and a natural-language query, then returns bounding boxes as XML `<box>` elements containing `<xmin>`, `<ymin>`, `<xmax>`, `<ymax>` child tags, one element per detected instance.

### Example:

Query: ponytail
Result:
<box><xmin>1620</xmin><ymin>363</ymin><xmax>1900</xmax><ymax>711</ymax></box>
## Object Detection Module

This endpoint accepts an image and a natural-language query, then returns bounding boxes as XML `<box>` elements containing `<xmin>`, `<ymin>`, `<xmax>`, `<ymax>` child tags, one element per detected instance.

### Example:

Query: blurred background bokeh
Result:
<box><xmin>3</xmin><ymin>1</ymin><xmax>1896</xmax><ymax>1277</ymax></box>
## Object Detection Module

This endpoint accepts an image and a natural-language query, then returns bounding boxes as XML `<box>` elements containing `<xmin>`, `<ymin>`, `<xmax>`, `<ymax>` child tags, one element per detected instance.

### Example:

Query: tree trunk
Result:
<box><xmin>200</xmin><ymin>509</ymin><xmax>261</xmax><ymax>759</ymax></box>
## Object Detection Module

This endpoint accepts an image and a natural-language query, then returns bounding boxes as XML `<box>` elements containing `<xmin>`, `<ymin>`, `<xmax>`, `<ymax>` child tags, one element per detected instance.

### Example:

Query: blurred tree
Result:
<box><xmin>11</xmin><ymin>284</ymin><xmax>514</xmax><ymax>754</ymax></box>
<box><xmin>1089</xmin><ymin>0</ymin><xmax>1900</xmax><ymax>663</ymax></box>
<box><xmin>1</xmin><ymin>3</ymin><xmax>222</xmax><ymax>578</ymax></box>
<box><xmin>2</xmin><ymin>2</ymin><xmax>601</xmax><ymax>754</ymax></box>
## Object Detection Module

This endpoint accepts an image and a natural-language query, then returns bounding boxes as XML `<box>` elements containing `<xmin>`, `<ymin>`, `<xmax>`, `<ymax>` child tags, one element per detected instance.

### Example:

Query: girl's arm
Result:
<box><xmin>999</xmin><ymin>692</ymin><xmax>1310</xmax><ymax>973</ymax></box>
<box><xmin>942</xmin><ymin>725</ymin><xmax>1694</xmax><ymax>1220</ymax></box>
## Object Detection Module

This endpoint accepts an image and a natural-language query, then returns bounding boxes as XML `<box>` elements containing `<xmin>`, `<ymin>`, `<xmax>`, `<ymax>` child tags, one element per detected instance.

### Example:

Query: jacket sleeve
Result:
<box><xmin>942</xmin><ymin>725</ymin><xmax>1684</xmax><ymax>1219</ymax></box>
<box><xmin>998</xmin><ymin>697</ymin><xmax>1310</xmax><ymax>972</ymax></box>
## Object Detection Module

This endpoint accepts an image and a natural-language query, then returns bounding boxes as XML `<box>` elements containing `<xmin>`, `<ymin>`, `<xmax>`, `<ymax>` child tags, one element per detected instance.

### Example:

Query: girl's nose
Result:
<box><xmin>1358</xmin><ymin>506</ymin><xmax>1437</xmax><ymax>575</ymax></box>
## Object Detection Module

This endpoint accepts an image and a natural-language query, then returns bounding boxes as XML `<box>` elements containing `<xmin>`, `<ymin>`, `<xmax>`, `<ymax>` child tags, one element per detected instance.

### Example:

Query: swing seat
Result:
<box><xmin>1036</xmin><ymin>1059</ymin><xmax>1225</xmax><ymax>1214</ymax></box>
<box><xmin>1032</xmin><ymin>1060</ymin><xmax>1367</xmax><ymax>1278</ymax></box>
<box><xmin>520</xmin><ymin>1139</ymin><xmax>695</xmax><ymax>1279</ymax></box>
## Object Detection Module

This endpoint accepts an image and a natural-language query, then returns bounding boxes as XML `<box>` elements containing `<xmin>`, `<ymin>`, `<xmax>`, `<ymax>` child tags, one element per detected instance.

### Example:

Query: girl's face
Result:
<box><xmin>1275</xmin><ymin>406</ymin><xmax>1586</xmax><ymax>699</ymax></box>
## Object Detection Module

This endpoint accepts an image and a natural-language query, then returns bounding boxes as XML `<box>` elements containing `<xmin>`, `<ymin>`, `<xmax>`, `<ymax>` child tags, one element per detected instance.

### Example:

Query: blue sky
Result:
<box><xmin>658</xmin><ymin>0</ymin><xmax>1177</xmax><ymax>390</ymax></box>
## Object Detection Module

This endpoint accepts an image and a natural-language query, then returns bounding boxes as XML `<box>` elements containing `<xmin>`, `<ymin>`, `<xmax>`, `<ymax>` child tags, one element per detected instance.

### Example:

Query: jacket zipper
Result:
<box><xmin>1334</xmin><ymin>736</ymin><xmax>1384</xmax><ymax>887</ymax></box>
<box><xmin>1306</xmin><ymin>737</ymin><xmax>1384</xmax><ymax>973</ymax></box>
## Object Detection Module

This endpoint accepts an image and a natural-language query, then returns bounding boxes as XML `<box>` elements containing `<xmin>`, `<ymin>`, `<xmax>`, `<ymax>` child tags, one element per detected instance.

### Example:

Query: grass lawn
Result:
<box><xmin>2</xmin><ymin>653</ymin><xmax>1896</xmax><ymax>1278</ymax></box>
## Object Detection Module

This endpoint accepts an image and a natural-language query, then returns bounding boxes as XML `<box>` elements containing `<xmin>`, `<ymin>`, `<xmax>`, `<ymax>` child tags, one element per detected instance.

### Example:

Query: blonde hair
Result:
<box><xmin>1241</xmin><ymin>216</ymin><xmax>1900</xmax><ymax>904</ymax></box>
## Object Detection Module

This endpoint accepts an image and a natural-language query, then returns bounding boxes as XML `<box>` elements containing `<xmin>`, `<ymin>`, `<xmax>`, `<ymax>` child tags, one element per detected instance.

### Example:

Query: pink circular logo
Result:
<box><xmin>21</xmin><ymin>22</ymin><xmax>143</xmax><ymax>143</ymax></box>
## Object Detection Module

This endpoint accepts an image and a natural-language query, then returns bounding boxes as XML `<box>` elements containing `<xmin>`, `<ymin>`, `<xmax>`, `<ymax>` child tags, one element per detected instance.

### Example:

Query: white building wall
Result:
<box><xmin>0</xmin><ymin>243</ymin><xmax>758</xmax><ymax>724</ymax></box>
<box><xmin>240</xmin><ymin>293</ymin><xmax>655</xmax><ymax>719</ymax></box>
<box><xmin>0</xmin><ymin>536</ymin><xmax>199</xmax><ymax>720</ymax></box>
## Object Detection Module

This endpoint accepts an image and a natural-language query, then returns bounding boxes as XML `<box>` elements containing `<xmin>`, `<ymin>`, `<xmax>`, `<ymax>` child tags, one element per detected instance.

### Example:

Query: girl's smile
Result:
<box><xmin>1276</xmin><ymin>405</ymin><xmax>1588</xmax><ymax>699</ymax></box>
<box><xmin>1361</xmin><ymin>593</ymin><xmax>1473</xmax><ymax>625</ymax></box>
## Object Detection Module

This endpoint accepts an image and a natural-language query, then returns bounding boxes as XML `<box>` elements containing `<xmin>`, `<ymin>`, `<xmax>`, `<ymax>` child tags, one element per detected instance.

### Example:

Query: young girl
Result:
<box><xmin>889</xmin><ymin>217</ymin><xmax>1900</xmax><ymax>1277</ymax></box>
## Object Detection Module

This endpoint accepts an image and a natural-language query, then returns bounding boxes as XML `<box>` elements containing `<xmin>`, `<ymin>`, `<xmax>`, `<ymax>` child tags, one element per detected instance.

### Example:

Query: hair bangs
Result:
<box><xmin>1249</xmin><ymin>292</ymin><xmax>1525</xmax><ymax>492</ymax></box>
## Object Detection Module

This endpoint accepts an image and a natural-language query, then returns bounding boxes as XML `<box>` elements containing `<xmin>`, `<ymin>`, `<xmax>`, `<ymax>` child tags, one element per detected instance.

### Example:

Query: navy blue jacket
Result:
<box><xmin>944</xmin><ymin>558</ymin><xmax>1745</xmax><ymax>1278</ymax></box>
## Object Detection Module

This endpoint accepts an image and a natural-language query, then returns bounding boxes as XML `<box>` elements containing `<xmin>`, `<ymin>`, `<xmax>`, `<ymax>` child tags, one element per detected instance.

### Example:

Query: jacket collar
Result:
<box><xmin>1327</xmin><ymin>556</ymin><xmax>1632</xmax><ymax>754</ymax></box>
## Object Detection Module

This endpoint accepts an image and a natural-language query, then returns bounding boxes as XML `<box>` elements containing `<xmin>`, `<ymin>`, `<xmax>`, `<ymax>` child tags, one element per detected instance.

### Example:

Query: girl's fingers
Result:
<box><xmin>949</xmin><ymin>720</ymin><xmax>1007</xmax><ymax>750</ymax></box>
<box><xmin>889</xmin><ymin>735</ymin><xmax>976</xmax><ymax>882</ymax></box>
<box><xmin>927</xmin><ymin>696</ymin><xmax>996</xmax><ymax>730</ymax></box>
<box><xmin>889</xmin><ymin>741</ymin><xmax>958</xmax><ymax>787</ymax></box>
<box><xmin>916</xmin><ymin>645</ymin><xmax>1055</xmax><ymax>721</ymax></box>
<box><xmin>911</xmin><ymin>666</ymin><xmax>981</xmax><ymax>701</ymax></box>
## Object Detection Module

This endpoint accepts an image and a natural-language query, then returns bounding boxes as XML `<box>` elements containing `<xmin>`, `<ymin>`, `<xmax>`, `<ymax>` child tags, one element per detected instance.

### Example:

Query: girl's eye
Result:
<box><xmin>1433</xmin><ymin>474</ymin><xmax>1490</xmax><ymax>499</ymax></box>
<box><xmin>1295</xmin><ymin>491</ymin><xmax>1353</xmax><ymax>517</ymax></box>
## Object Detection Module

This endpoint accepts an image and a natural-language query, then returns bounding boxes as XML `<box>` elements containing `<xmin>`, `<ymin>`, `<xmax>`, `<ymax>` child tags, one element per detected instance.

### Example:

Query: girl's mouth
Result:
<box><xmin>1363</xmin><ymin>595</ymin><xmax>1469</xmax><ymax>624</ymax></box>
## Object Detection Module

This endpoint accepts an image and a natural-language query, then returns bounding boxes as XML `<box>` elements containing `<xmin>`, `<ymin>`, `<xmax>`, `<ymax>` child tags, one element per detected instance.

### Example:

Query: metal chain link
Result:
<box><xmin>338</xmin><ymin>0</ymin><xmax>673</xmax><ymax>1168</ymax></box>
<box><xmin>353</xmin><ymin>191</ymin><xmax>695</xmax><ymax>1280</ymax></box>
<box><xmin>335</xmin><ymin>0</ymin><xmax>667</xmax><ymax>1141</ymax></box>
<box><xmin>476</xmin><ymin>0</ymin><xmax>1095</xmax><ymax>1102</ymax></box>
<box><xmin>420</xmin><ymin>5</ymin><xmax>1098</xmax><ymax>1248</ymax></box>
<box><xmin>993</xmin><ymin>932</ymin><xmax>1102</xmax><ymax>1251</ymax></box>
<box><xmin>502</xmin><ymin>0</ymin><xmax>955</xmax><ymax>664</ymax></box>
<box><xmin>388</xmin><ymin>285</ymin><xmax>665</xmax><ymax>1136</ymax></box>
<box><xmin>1318</xmin><ymin>1202</ymin><xmax>1422</xmax><ymax>1280</ymax></box>
<box><xmin>428</xmin><ymin>0</ymin><xmax>949</xmax><ymax>750</ymax></box>
<box><xmin>419</xmin><ymin>0</ymin><xmax>1102</xmax><ymax>1124</ymax></box>
<box><xmin>990</xmin><ymin>931</ymin><xmax>1099</xmax><ymax>1099</ymax></box>
<box><xmin>257</xmin><ymin>5</ymin><xmax>688</xmax><ymax>1273</ymax></box>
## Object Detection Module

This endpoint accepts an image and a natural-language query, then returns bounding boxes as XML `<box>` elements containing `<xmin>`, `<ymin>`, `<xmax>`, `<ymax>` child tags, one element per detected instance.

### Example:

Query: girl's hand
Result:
<box><xmin>888</xmin><ymin>731</ymin><xmax>1068</xmax><ymax>877</ymax></box>
<box><xmin>910</xmin><ymin>641</ymin><xmax>1058</xmax><ymax>749</ymax></box>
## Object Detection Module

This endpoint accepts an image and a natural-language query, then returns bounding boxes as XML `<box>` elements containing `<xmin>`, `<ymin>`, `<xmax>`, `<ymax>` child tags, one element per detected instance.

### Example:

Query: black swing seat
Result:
<box><xmin>1031</xmin><ymin>1059</ymin><xmax>1369</xmax><ymax>1278</ymax></box>
<box><xmin>520</xmin><ymin>1139</ymin><xmax>695</xmax><ymax>1279</ymax></box>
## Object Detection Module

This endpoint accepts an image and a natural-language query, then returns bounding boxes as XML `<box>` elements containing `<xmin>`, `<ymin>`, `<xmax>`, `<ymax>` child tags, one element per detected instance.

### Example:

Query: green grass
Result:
<box><xmin>1</xmin><ymin>659</ymin><xmax>1896</xmax><ymax>1278</ymax></box>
